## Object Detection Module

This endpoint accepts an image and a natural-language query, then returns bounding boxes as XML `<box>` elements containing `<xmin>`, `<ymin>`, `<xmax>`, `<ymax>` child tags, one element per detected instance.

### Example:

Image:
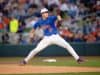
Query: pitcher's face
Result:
<box><xmin>42</xmin><ymin>12</ymin><xmax>49</xmax><ymax>19</ymax></box>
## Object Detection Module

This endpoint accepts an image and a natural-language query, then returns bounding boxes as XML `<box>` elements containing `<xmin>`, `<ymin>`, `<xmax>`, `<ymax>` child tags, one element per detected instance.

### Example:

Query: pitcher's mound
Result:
<box><xmin>0</xmin><ymin>64</ymin><xmax>100</xmax><ymax>74</ymax></box>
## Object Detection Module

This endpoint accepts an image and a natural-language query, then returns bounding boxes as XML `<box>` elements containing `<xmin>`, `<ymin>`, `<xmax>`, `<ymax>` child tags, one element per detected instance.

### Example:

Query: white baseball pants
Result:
<box><xmin>25</xmin><ymin>34</ymin><xmax>79</xmax><ymax>62</ymax></box>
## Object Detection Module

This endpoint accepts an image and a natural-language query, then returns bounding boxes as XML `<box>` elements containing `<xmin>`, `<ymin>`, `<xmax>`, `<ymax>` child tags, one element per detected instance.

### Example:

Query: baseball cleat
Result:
<box><xmin>77</xmin><ymin>57</ymin><xmax>84</xmax><ymax>64</ymax></box>
<box><xmin>20</xmin><ymin>60</ymin><xmax>27</xmax><ymax>65</ymax></box>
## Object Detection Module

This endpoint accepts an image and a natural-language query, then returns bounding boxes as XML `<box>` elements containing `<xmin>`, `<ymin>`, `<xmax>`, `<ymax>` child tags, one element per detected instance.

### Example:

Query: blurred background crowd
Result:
<box><xmin>0</xmin><ymin>0</ymin><xmax>100</xmax><ymax>44</ymax></box>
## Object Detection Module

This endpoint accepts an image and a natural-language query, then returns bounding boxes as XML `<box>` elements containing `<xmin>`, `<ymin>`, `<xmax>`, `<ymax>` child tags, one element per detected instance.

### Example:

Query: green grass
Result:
<box><xmin>0</xmin><ymin>72</ymin><xmax>100</xmax><ymax>75</ymax></box>
<box><xmin>0</xmin><ymin>56</ymin><xmax>100</xmax><ymax>67</ymax></box>
<box><xmin>30</xmin><ymin>56</ymin><xmax>100</xmax><ymax>67</ymax></box>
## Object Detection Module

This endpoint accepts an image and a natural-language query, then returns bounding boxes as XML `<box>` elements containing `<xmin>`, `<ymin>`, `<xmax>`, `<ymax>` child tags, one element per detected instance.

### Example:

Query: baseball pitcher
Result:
<box><xmin>21</xmin><ymin>8</ymin><xmax>84</xmax><ymax>65</ymax></box>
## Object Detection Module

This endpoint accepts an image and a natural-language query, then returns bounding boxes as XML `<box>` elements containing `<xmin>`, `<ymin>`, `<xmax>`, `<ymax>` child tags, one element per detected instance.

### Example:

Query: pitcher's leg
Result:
<box><xmin>54</xmin><ymin>35</ymin><xmax>79</xmax><ymax>60</ymax></box>
<box><xmin>24</xmin><ymin>37</ymin><xmax>51</xmax><ymax>62</ymax></box>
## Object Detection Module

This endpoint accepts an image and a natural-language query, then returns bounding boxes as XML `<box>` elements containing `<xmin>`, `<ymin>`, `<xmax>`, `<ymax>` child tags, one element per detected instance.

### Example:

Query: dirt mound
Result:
<box><xmin>0</xmin><ymin>64</ymin><xmax>100</xmax><ymax>74</ymax></box>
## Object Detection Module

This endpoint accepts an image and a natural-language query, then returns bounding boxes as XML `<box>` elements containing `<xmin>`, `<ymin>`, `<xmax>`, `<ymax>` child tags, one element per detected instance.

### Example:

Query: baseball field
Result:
<box><xmin>0</xmin><ymin>56</ymin><xmax>100</xmax><ymax>75</ymax></box>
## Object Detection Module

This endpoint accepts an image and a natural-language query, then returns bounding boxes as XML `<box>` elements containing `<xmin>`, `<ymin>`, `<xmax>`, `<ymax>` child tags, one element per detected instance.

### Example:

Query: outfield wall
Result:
<box><xmin>0</xmin><ymin>43</ymin><xmax>100</xmax><ymax>57</ymax></box>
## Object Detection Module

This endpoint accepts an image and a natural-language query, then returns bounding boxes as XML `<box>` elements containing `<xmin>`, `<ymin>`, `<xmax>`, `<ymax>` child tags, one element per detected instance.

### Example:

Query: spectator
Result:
<box><xmin>84</xmin><ymin>33</ymin><xmax>96</xmax><ymax>43</ymax></box>
<box><xmin>48</xmin><ymin>0</ymin><xmax>60</xmax><ymax>6</ymax></box>
<box><xmin>9</xmin><ymin>16</ymin><xmax>19</xmax><ymax>33</ymax></box>
<box><xmin>17</xmin><ymin>21</ymin><xmax>25</xmax><ymax>33</ymax></box>
<box><xmin>96</xmin><ymin>17</ymin><xmax>100</xmax><ymax>28</ymax></box>
<box><xmin>59</xmin><ymin>27</ymin><xmax>74</xmax><ymax>42</ymax></box>
<box><xmin>1</xmin><ymin>32</ymin><xmax>9</xmax><ymax>44</ymax></box>
<box><xmin>17</xmin><ymin>33</ymin><xmax>27</xmax><ymax>44</ymax></box>
<box><xmin>93</xmin><ymin>0</ymin><xmax>100</xmax><ymax>16</ymax></box>
<box><xmin>0</xmin><ymin>0</ymin><xmax>99</xmax><ymax>44</ymax></box>
<box><xmin>73</xmin><ymin>32</ymin><xmax>84</xmax><ymax>42</ymax></box>
<box><xmin>0</xmin><ymin>22</ymin><xmax>3</xmax><ymax>32</ymax></box>
<box><xmin>59</xmin><ymin>0</ymin><xmax>68</xmax><ymax>12</ymax></box>
<box><xmin>96</xmin><ymin>30</ymin><xmax>100</xmax><ymax>42</ymax></box>
<box><xmin>2</xmin><ymin>16</ymin><xmax>10</xmax><ymax>31</ymax></box>
<box><xmin>0</xmin><ymin>15</ymin><xmax>4</xmax><ymax>32</ymax></box>
<box><xmin>78</xmin><ymin>3</ymin><xmax>88</xmax><ymax>18</ymax></box>
<box><xmin>61</xmin><ymin>2</ymin><xmax>79</xmax><ymax>19</ymax></box>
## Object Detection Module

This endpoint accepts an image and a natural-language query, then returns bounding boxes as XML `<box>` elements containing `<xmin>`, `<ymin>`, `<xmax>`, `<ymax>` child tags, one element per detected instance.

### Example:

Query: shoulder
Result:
<box><xmin>35</xmin><ymin>18</ymin><xmax>42</xmax><ymax>24</ymax></box>
<box><xmin>49</xmin><ymin>15</ymin><xmax>57</xmax><ymax>18</ymax></box>
<box><xmin>48</xmin><ymin>15</ymin><xmax>57</xmax><ymax>20</ymax></box>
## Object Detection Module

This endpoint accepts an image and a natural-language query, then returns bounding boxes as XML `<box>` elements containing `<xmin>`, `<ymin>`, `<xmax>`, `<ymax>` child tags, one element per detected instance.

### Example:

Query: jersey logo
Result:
<box><xmin>41</xmin><ymin>25</ymin><xmax>52</xmax><ymax>32</ymax></box>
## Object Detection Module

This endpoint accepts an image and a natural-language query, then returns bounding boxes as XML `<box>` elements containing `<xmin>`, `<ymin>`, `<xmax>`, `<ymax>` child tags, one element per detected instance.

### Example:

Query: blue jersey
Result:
<box><xmin>33</xmin><ymin>16</ymin><xmax>59</xmax><ymax>36</ymax></box>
